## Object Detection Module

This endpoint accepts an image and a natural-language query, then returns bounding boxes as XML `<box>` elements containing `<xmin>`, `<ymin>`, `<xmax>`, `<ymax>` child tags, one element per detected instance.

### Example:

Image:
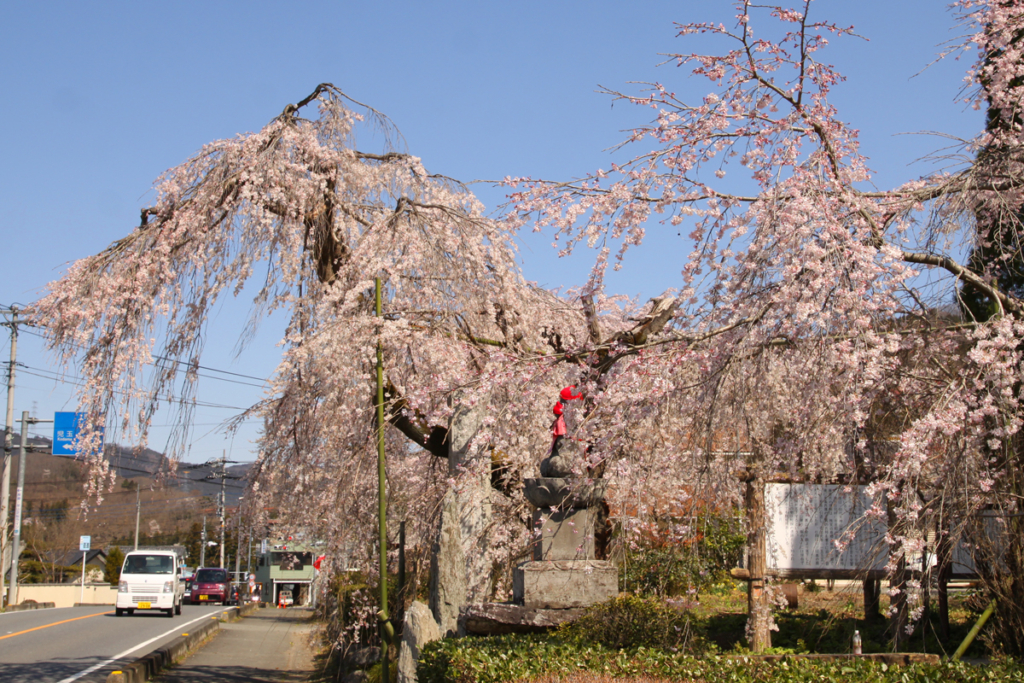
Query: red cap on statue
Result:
<box><xmin>560</xmin><ymin>386</ymin><xmax>582</xmax><ymax>401</ymax></box>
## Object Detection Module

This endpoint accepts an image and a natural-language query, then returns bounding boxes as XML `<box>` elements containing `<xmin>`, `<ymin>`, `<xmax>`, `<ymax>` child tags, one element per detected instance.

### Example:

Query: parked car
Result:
<box><xmin>278</xmin><ymin>589</ymin><xmax>294</xmax><ymax>606</ymax></box>
<box><xmin>116</xmin><ymin>550</ymin><xmax>185</xmax><ymax>617</ymax></box>
<box><xmin>190</xmin><ymin>567</ymin><xmax>230</xmax><ymax>604</ymax></box>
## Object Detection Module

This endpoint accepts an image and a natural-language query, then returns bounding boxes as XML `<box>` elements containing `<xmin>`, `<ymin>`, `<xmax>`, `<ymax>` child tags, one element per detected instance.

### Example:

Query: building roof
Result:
<box><xmin>42</xmin><ymin>548</ymin><xmax>107</xmax><ymax>567</ymax></box>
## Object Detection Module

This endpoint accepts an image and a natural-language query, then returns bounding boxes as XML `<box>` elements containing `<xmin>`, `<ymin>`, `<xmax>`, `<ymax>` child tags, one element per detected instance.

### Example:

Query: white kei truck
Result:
<box><xmin>115</xmin><ymin>549</ymin><xmax>186</xmax><ymax>617</ymax></box>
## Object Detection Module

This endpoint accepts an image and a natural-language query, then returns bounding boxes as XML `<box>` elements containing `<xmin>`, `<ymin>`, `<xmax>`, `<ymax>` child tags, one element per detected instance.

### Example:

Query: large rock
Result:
<box><xmin>459</xmin><ymin>602</ymin><xmax>584</xmax><ymax>635</ymax></box>
<box><xmin>447</xmin><ymin>397</ymin><xmax>494</xmax><ymax>604</ymax></box>
<box><xmin>429</xmin><ymin>490</ymin><xmax>467</xmax><ymax>636</ymax></box>
<box><xmin>397</xmin><ymin>601</ymin><xmax>442</xmax><ymax>683</ymax></box>
<box><xmin>513</xmin><ymin>560</ymin><xmax>618</xmax><ymax>609</ymax></box>
<box><xmin>430</xmin><ymin>394</ymin><xmax>494</xmax><ymax>633</ymax></box>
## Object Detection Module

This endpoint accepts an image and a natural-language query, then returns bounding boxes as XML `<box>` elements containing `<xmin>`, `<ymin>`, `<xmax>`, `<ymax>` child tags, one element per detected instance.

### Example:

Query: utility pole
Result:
<box><xmin>1</xmin><ymin>306</ymin><xmax>20</xmax><ymax>607</ymax></box>
<box><xmin>9</xmin><ymin>411</ymin><xmax>52</xmax><ymax>605</ymax></box>
<box><xmin>233</xmin><ymin>522</ymin><xmax>242</xmax><ymax>584</ymax></box>
<box><xmin>219</xmin><ymin>451</ymin><xmax>226</xmax><ymax>569</ymax></box>
<box><xmin>200</xmin><ymin>516</ymin><xmax>207</xmax><ymax>567</ymax></box>
<box><xmin>133</xmin><ymin>483</ymin><xmax>141</xmax><ymax>550</ymax></box>
<box><xmin>198</xmin><ymin>453</ymin><xmax>238</xmax><ymax>570</ymax></box>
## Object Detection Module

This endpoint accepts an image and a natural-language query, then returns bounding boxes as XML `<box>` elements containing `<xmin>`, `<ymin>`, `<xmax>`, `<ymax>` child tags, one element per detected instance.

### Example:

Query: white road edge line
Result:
<box><xmin>0</xmin><ymin>606</ymin><xmax>73</xmax><ymax>616</ymax></box>
<box><xmin>56</xmin><ymin>607</ymin><xmax>235</xmax><ymax>683</ymax></box>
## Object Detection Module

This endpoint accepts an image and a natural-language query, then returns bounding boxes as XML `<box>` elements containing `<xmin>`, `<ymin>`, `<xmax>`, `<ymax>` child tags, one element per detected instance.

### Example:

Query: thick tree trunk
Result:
<box><xmin>745</xmin><ymin>475</ymin><xmax>771</xmax><ymax>652</ymax></box>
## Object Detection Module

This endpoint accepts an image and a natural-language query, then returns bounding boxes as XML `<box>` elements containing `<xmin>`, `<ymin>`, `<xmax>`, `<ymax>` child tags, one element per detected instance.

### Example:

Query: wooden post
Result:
<box><xmin>745</xmin><ymin>473</ymin><xmax>771</xmax><ymax>652</ymax></box>
<box><xmin>886</xmin><ymin>500</ymin><xmax>908</xmax><ymax>651</ymax></box>
<box><xmin>936</xmin><ymin>527</ymin><xmax>952</xmax><ymax>642</ymax></box>
<box><xmin>864</xmin><ymin>579</ymin><xmax>881</xmax><ymax>622</ymax></box>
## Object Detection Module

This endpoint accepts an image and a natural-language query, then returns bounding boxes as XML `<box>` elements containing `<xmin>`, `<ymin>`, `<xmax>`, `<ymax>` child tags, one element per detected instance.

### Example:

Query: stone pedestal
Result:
<box><xmin>532</xmin><ymin>508</ymin><xmax>597</xmax><ymax>561</ymax></box>
<box><xmin>515</xmin><ymin>475</ymin><xmax>618</xmax><ymax>610</ymax></box>
<box><xmin>513</xmin><ymin>560</ymin><xmax>618</xmax><ymax>609</ymax></box>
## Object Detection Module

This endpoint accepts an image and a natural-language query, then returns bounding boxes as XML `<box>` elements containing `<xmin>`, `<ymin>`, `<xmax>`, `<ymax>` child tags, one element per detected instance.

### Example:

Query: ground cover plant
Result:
<box><xmin>418</xmin><ymin>635</ymin><xmax>1023</xmax><ymax>683</ymax></box>
<box><xmin>416</xmin><ymin>589</ymin><xmax>994</xmax><ymax>683</ymax></box>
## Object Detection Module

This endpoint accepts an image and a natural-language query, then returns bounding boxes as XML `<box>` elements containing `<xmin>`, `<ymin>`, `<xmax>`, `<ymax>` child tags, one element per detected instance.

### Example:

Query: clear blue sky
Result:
<box><xmin>0</xmin><ymin>1</ymin><xmax>984</xmax><ymax>462</ymax></box>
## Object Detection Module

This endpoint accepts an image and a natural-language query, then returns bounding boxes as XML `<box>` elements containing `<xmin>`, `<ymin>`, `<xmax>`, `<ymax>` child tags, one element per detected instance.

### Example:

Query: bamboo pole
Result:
<box><xmin>375</xmin><ymin>277</ymin><xmax>394</xmax><ymax>681</ymax></box>
<box><xmin>952</xmin><ymin>599</ymin><xmax>996</xmax><ymax>661</ymax></box>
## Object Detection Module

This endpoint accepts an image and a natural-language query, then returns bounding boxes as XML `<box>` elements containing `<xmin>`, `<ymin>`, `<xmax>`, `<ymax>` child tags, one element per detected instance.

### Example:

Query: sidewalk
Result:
<box><xmin>155</xmin><ymin>606</ymin><xmax>318</xmax><ymax>683</ymax></box>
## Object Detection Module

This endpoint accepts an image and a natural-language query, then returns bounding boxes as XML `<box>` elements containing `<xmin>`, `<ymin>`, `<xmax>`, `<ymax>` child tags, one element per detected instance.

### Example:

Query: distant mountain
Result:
<box><xmin>9</xmin><ymin>433</ymin><xmax>251</xmax><ymax>504</ymax></box>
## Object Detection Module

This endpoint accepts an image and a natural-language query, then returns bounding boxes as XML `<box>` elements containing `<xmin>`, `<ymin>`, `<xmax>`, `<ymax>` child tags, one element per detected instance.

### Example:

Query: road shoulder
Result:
<box><xmin>151</xmin><ymin>606</ymin><xmax>317</xmax><ymax>683</ymax></box>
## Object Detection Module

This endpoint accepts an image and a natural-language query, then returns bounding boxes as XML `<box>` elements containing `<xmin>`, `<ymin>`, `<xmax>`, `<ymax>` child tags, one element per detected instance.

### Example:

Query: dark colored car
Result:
<box><xmin>191</xmin><ymin>567</ymin><xmax>230</xmax><ymax>604</ymax></box>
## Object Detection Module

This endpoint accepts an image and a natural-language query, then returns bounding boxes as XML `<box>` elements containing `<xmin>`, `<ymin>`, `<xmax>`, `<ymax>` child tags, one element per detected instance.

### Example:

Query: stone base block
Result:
<box><xmin>513</xmin><ymin>560</ymin><xmax>618</xmax><ymax>609</ymax></box>
<box><xmin>458</xmin><ymin>602</ymin><xmax>584</xmax><ymax>635</ymax></box>
<box><xmin>532</xmin><ymin>508</ymin><xmax>596</xmax><ymax>561</ymax></box>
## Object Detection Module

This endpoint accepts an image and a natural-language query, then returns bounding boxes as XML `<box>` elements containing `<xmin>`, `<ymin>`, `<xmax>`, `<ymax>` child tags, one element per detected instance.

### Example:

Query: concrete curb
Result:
<box><xmin>4</xmin><ymin>602</ymin><xmax>56</xmax><ymax>612</ymax></box>
<box><xmin>105</xmin><ymin>604</ymin><xmax>259</xmax><ymax>683</ymax></box>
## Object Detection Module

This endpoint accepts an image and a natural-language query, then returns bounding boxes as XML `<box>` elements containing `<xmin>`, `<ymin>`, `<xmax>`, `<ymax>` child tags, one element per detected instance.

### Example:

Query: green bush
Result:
<box><xmin>620</xmin><ymin>515</ymin><xmax>744</xmax><ymax>597</ymax></box>
<box><xmin>417</xmin><ymin>635</ymin><xmax>1024</xmax><ymax>683</ymax></box>
<box><xmin>558</xmin><ymin>595</ymin><xmax>698</xmax><ymax>652</ymax></box>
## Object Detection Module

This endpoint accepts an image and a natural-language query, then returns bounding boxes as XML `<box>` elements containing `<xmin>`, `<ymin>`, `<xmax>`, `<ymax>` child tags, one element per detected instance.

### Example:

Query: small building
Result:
<box><xmin>253</xmin><ymin>539</ymin><xmax>315</xmax><ymax>606</ymax></box>
<box><xmin>43</xmin><ymin>548</ymin><xmax>108</xmax><ymax>583</ymax></box>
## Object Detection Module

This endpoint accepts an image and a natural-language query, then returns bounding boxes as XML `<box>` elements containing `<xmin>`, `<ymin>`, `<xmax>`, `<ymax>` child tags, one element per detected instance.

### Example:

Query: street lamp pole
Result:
<box><xmin>1</xmin><ymin>306</ymin><xmax>20</xmax><ymax>608</ymax></box>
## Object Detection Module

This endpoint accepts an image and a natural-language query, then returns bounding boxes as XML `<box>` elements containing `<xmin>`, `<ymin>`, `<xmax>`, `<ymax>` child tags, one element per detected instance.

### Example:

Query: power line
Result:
<box><xmin>18</xmin><ymin>326</ymin><xmax>272</xmax><ymax>384</ymax></box>
<box><xmin>17</xmin><ymin>367</ymin><xmax>249</xmax><ymax>411</ymax></box>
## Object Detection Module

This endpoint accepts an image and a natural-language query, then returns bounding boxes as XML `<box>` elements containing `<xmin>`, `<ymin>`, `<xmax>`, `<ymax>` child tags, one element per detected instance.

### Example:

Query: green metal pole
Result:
<box><xmin>952</xmin><ymin>598</ymin><xmax>996</xmax><ymax>661</ymax></box>
<box><xmin>375</xmin><ymin>277</ymin><xmax>393</xmax><ymax>682</ymax></box>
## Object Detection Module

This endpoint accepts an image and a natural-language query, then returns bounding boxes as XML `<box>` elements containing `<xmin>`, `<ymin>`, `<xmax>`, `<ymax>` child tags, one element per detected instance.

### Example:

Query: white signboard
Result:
<box><xmin>766</xmin><ymin>484</ymin><xmax>887</xmax><ymax>572</ymax></box>
<box><xmin>79</xmin><ymin>535</ymin><xmax>91</xmax><ymax>552</ymax></box>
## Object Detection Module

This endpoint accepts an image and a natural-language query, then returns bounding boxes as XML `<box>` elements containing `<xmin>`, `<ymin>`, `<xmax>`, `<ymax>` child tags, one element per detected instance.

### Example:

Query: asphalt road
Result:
<box><xmin>0</xmin><ymin>603</ymin><xmax>233</xmax><ymax>683</ymax></box>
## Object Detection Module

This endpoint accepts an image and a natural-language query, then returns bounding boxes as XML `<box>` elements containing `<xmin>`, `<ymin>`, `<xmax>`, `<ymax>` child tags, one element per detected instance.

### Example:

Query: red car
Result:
<box><xmin>190</xmin><ymin>567</ymin><xmax>230</xmax><ymax>604</ymax></box>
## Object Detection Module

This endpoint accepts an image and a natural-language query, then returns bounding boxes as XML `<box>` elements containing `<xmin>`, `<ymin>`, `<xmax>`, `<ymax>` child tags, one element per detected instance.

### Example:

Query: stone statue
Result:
<box><xmin>514</xmin><ymin>386</ymin><xmax>618</xmax><ymax>610</ymax></box>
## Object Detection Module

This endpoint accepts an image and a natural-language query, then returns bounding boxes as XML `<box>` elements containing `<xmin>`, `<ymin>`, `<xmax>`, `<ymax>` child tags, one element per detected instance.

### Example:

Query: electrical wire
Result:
<box><xmin>16</xmin><ymin>326</ymin><xmax>272</xmax><ymax>385</ymax></box>
<box><xmin>17</xmin><ymin>367</ymin><xmax>249</xmax><ymax>411</ymax></box>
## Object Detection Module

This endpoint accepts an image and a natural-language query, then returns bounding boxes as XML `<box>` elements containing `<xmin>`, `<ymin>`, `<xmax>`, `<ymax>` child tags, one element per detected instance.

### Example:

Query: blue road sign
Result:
<box><xmin>53</xmin><ymin>412</ymin><xmax>104</xmax><ymax>455</ymax></box>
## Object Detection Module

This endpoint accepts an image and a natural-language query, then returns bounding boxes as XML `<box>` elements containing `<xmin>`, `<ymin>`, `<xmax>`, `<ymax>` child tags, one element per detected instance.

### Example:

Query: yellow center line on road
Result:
<box><xmin>0</xmin><ymin>610</ymin><xmax>113</xmax><ymax>640</ymax></box>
